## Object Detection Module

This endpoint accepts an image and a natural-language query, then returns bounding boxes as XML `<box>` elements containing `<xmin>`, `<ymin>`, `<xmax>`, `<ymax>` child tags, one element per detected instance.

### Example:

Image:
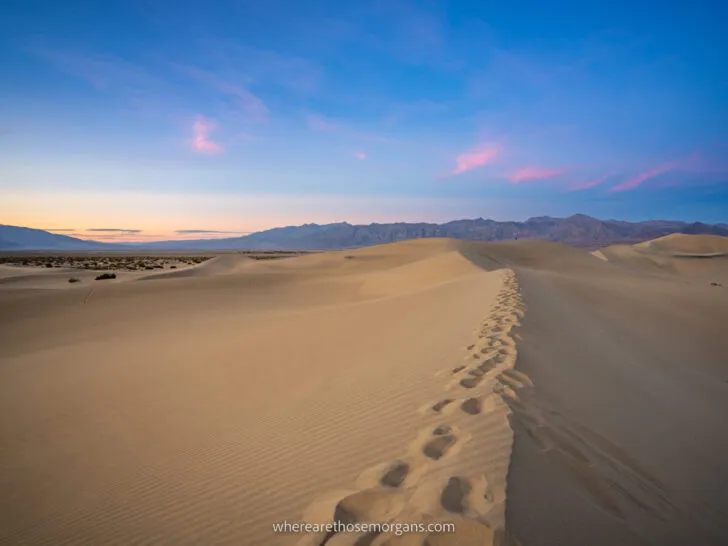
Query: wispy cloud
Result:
<box><xmin>570</xmin><ymin>172</ymin><xmax>613</xmax><ymax>191</ymax></box>
<box><xmin>450</xmin><ymin>144</ymin><xmax>500</xmax><ymax>176</ymax></box>
<box><xmin>43</xmin><ymin>228</ymin><xmax>76</xmax><ymax>232</ymax></box>
<box><xmin>29</xmin><ymin>47</ymin><xmax>190</xmax><ymax>122</ymax></box>
<box><xmin>87</xmin><ymin>228</ymin><xmax>143</xmax><ymax>233</ymax></box>
<box><xmin>608</xmin><ymin>160</ymin><xmax>681</xmax><ymax>193</ymax></box>
<box><xmin>174</xmin><ymin>229</ymin><xmax>250</xmax><ymax>234</ymax></box>
<box><xmin>210</xmin><ymin>42</ymin><xmax>322</xmax><ymax>96</ymax></box>
<box><xmin>509</xmin><ymin>166</ymin><xmax>568</xmax><ymax>183</ymax></box>
<box><xmin>176</xmin><ymin>65</ymin><xmax>269</xmax><ymax>123</ymax></box>
<box><xmin>191</xmin><ymin>116</ymin><xmax>224</xmax><ymax>155</ymax></box>
<box><xmin>355</xmin><ymin>152</ymin><xmax>367</xmax><ymax>160</ymax></box>
<box><xmin>32</xmin><ymin>48</ymin><xmax>158</xmax><ymax>94</ymax></box>
<box><xmin>606</xmin><ymin>152</ymin><xmax>728</xmax><ymax>193</ymax></box>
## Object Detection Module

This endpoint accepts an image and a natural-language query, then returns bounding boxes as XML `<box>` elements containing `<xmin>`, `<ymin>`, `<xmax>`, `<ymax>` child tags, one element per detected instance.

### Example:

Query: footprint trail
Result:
<box><xmin>292</xmin><ymin>270</ymin><xmax>525</xmax><ymax>546</ymax></box>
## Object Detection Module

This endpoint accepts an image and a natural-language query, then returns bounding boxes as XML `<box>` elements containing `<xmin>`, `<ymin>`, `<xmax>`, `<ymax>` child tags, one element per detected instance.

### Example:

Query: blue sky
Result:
<box><xmin>1</xmin><ymin>0</ymin><xmax>727</xmax><ymax>240</ymax></box>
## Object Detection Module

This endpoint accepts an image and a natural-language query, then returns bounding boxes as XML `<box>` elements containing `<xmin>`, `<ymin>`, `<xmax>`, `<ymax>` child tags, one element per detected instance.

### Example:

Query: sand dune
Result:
<box><xmin>1</xmin><ymin>235</ymin><xmax>727</xmax><ymax>545</ymax></box>
<box><xmin>463</xmin><ymin>235</ymin><xmax>728</xmax><ymax>545</ymax></box>
<box><xmin>138</xmin><ymin>254</ymin><xmax>252</xmax><ymax>281</ymax></box>
<box><xmin>596</xmin><ymin>234</ymin><xmax>728</xmax><ymax>285</ymax></box>
<box><xmin>0</xmin><ymin>239</ymin><xmax>516</xmax><ymax>545</ymax></box>
<box><xmin>0</xmin><ymin>259</ymin><xmax>207</xmax><ymax>290</ymax></box>
<box><xmin>635</xmin><ymin>233</ymin><xmax>728</xmax><ymax>256</ymax></box>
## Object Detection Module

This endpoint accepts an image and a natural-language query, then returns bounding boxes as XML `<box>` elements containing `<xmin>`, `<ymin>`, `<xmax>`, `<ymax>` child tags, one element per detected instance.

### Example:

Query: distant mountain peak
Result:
<box><xmin>0</xmin><ymin>224</ymin><xmax>123</xmax><ymax>251</ymax></box>
<box><xmin>2</xmin><ymin>216</ymin><xmax>727</xmax><ymax>251</ymax></box>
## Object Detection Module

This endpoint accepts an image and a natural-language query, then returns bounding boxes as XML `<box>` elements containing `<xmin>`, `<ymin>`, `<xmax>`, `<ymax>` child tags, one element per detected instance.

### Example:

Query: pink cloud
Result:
<box><xmin>509</xmin><ymin>166</ymin><xmax>568</xmax><ymax>183</ymax></box>
<box><xmin>608</xmin><ymin>160</ymin><xmax>682</xmax><ymax>193</ymax></box>
<box><xmin>570</xmin><ymin>172</ymin><xmax>613</xmax><ymax>191</ymax></box>
<box><xmin>451</xmin><ymin>144</ymin><xmax>500</xmax><ymax>175</ymax></box>
<box><xmin>355</xmin><ymin>152</ymin><xmax>367</xmax><ymax>160</ymax></box>
<box><xmin>191</xmin><ymin>116</ymin><xmax>224</xmax><ymax>155</ymax></box>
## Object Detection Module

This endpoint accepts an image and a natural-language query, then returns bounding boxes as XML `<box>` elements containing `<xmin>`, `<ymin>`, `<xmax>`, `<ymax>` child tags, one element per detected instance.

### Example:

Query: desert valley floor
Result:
<box><xmin>1</xmin><ymin>235</ymin><xmax>727</xmax><ymax>546</ymax></box>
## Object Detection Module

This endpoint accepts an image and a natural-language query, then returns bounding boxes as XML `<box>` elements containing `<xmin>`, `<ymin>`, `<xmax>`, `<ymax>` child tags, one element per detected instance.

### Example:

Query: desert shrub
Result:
<box><xmin>95</xmin><ymin>272</ymin><xmax>116</xmax><ymax>280</ymax></box>
<box><xmin>170</xmin><ymin>265</ymin><xmax>177</xmax><ymax>269</ymax></box>
<box><xmin>68</xmin><ymin>277</ymin><xmax>81</xmax><ymax>283</ymax></box>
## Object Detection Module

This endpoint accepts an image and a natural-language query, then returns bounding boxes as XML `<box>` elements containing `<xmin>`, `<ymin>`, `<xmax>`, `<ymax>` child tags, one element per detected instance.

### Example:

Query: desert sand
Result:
<box><xmin>1</xmin><ymin>236</ymin><xmax>727</xmax><ymax>545</ymax></box>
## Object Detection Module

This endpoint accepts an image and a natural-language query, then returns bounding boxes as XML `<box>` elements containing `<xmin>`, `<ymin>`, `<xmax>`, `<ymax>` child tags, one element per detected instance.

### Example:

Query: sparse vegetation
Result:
<box><xmin>95</xmin><ymin>272</ymin><xmax>116</xmax><ymax>280</ymax></box>
<box><xmin>68</xmin><ymin>277</ymin><xmax>81</xmax><ymax>283</ymax></box>
<box><xmin>0</xmin><ymin>252</ymin><xmax>311</xmax><ymax>275</ymax></box>
<box><xmin>0</xmin><ymin>255</ymin><xmax>216</xmax><ymax>271</ymax></box>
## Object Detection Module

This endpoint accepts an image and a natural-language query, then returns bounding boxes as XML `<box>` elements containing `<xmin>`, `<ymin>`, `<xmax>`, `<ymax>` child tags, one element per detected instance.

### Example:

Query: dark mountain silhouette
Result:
<box><xmin>0</xmin><ymin>225</ymin><xmax>123</xmax><ymax>250</ymax></box>
<box><xmin>2</xmin><ymin>215</ymin><xmax>727</xmax><ymax>251</ymax></box>
<box><xmin>121</xmin><ymin>214</ymin><xmax>728</xmax><ymax>250</ymax></box>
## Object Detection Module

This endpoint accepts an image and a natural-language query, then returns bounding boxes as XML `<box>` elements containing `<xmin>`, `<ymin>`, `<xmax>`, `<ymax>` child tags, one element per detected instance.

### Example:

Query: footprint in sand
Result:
<box><xmin>437</xmin><ymin>474</ymin><xmax>496</xmax><ymax>520</ymax></box>
<box><xmin>379</xmin><ymin>461</ymin><xmax>410</xmax><ymax>488</ymax></box>
<box><xmin>333</xmin><ymin>489</ymin><xmax>405</xmax><ymax>525</ymax></box>
<box><xmin>430</xmin><ymin>398</ymin><xmax>454</xmax><ymax>413</ymax></box>
<box><xmin>433</xmin><ymin>424</ymin><xmax>452</xmax><ymax>435</ymax></box>
<box><xmin>459</xmin><ymin>375</ymin><xmax>484</xmax><ymax>389</ymax></box>
<box><xmin>460</xmin><ymin>397</ymin><xmax>482</xmax><ymax>415</ymax></box>
<box><xmin>477</xmin><ymin>357</ymin><xmax>499</xmax><ymax>374</ymax></box>
<box><xmin>458</xmin><ymin>358</ymin><xmax>499</xmax><ymax>390</ymax></box>
<box><xmin>467</xmin><ymin>367</ymin><xmax>487</xmax><ymax>379</ymax></box>
<box><xmin>423</xmin><ymin>426</ymin><xmax>458</xmax><ymax>460</ymax></box>
<box><xmin>497</xmin><ymin>369</ymin><xmax>534</xmax><ymax>391</ymax></box>
<box><xmin>441</xmin><ymin>476</ymin><xmax>471</xmax><ymax>513</ymax></box>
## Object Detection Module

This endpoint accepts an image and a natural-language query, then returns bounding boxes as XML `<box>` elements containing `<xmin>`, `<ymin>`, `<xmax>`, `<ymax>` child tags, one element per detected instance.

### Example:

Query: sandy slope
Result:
<box><xmin>137</xmin><ymin>254</ymin><xmax>252</xmax><ymax>280</ymax></box>
<box><xmin>0</xmin><ymin>254</ymin><xmax>247</xmax><ymax>289</ymax></box>
<box><xmin>0</xmin><ymin>239</ymin><xmax>518</xmax><ymax>546</ymax></box>
<box><xmin>635</xmin><ymin>233</ymin><xmax>728</xmax><ymax>255</ymax></box>
<box><xmin>597</xmin><ymin>234</ymin><xmax>728</xmax><ymax>285</ymax></box>
<box><xmin>0</xmin><ymin>261</ymin><xmax>200</xmax><ymax>290</ymax></box>
<box><xmin>464</xmin><ymin>236</ymin><xmax>728</xmax><ymax>546</ymax></box>
<box><xmin>2</xmin><ymin>234</ymin><xmax>727</xmax><ymax>546</ymax></box>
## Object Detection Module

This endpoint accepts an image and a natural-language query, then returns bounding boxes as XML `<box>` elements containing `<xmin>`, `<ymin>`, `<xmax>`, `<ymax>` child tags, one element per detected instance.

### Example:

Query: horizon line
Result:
<box><xmin>3</xmin><ymin>213</ymin><xmax>726</xmax><ymax>244</ymax></box>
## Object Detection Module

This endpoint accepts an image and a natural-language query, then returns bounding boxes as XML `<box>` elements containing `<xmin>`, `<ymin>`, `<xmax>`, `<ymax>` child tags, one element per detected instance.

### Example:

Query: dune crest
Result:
<box><xmin>592</xmin><ymin>233</ymin><xmax>728</xmax><ymax>285</ymax></box>
<box><xmin>289</xmin><ymin>270</ymin><xmax>524</xmax><ymax>545</ymax></box>
<box><xmin>634</xmin><ymin>233</ymin><xmax>728</xmax><ymax>256</ymax></box>
<box><xmin>2</xmin><ymin>235</ymin><xmax>728</xmax><ymax>545</ymax></box>
<box><xmin>0</xmin><ymin>238</ymin><xmax>516</xmax><ymax>546</ymax></box>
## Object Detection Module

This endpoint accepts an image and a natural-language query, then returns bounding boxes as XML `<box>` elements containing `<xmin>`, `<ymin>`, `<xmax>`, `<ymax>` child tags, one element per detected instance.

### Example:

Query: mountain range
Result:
<box><xmin>2</xmin><ymin>215</ymin><xmax>728</xmax><ymax>251</ymax></box>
